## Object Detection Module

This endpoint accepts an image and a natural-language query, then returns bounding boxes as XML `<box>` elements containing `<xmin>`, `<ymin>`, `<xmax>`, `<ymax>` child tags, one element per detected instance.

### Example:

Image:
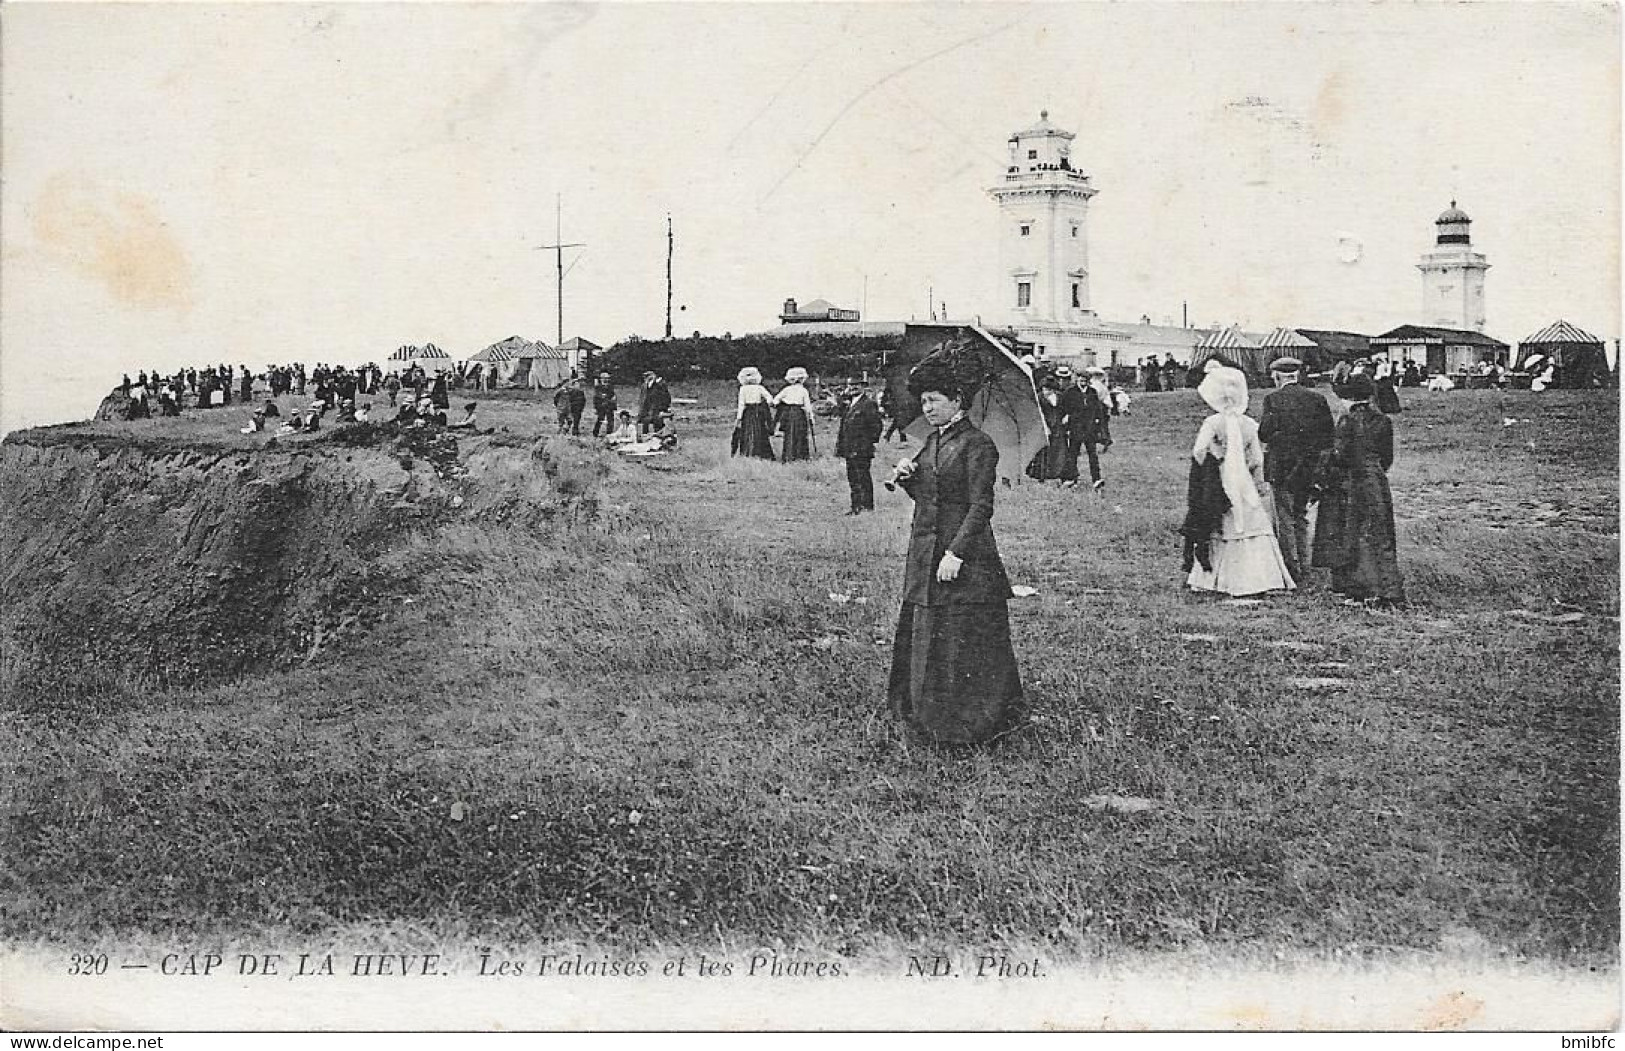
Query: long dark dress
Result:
<box><xmin>1311</xmin><ymin>404</ymin><xmax>1407</xmax><ymax>604</ymax></box>
<box><xmin>1373</xmin><ymin>375</ymin><xmax>1402</xmax><ymax>414</ymax></box>
<box><xmin>735</xmin><ymin>400</ymin><xmax>776</xmax><ymax>459</ymax></box>
<box><xmin>1025</xmin><ymin>390</ymin><xmax>1068</xmax><ymax>480</ymax></box>
<box><xmin>776</xmin><ymin>402</ymin><xmax>812</xmax><ymax>461</ymax></box>
<box><xmin>888</xmin><ymin>418</ymin><xmax>1024</xmax><ymax>744</ymax></box>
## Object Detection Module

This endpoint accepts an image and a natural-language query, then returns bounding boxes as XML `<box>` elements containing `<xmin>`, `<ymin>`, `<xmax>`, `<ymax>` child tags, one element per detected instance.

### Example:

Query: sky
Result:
<box><xmin>2</xmin><ymin>1</ymin><xmax>1619</xmax><ymax>430</ymax></box>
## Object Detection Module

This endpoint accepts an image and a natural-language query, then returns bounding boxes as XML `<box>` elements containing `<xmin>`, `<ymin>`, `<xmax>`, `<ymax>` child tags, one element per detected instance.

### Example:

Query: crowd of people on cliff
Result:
<box><xmin>110</xmin><ymin>359</ymin><xmax>498</xmax><ymax>437</ymax></box>
<box><xmin>108</xmin><ymin>361</ymin><xmax>692</xmax><ymax>453</ymax></box>
<box><xmin>109</xmin><ymin>357</ymin><xmax>554</xmax><ymax>425</ymax></box>
<box><xmin>100</xmin><ymin>345</ymin><xmax>1426</xmax><ymax>750</ymax></box>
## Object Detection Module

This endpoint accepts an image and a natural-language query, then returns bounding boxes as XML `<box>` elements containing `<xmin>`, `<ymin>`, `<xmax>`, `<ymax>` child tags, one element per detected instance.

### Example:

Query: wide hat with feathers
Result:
<box><xmin>907</xmin><ymin>337</ymin><xmax>994</xmax><ymax>401</ymax></box>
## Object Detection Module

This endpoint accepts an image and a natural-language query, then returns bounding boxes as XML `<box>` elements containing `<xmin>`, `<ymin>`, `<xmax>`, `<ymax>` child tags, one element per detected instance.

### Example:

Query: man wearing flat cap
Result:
<box><xmin>1258</xmin><ymin>356</ymin><xmax>1334</xmax><ymax>584</ymax></box>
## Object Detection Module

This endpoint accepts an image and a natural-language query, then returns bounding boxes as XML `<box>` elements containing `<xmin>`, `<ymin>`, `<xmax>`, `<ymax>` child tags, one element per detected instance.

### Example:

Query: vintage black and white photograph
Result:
<box><xmin>1</xmin><ymin>0</ymin><xmax>1619</xmax><ymax>1034</ymax></box>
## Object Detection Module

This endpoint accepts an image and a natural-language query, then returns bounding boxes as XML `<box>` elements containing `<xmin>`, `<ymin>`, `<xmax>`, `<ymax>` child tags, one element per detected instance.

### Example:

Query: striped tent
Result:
<box><xmin>1257</xmin><ymin>327</ymin><xmax>1325</xmax><ymax>372</ymax></box>
<box><xmin>463</xmin><ymin>335</ymin><xmax>541</xmax><ymax>387</ymax></box>
<box><xmin>1516</xmin><ymin>319</ymin><xmax>1612</xmax><ymax>388</ymax></box>
<box><xmin>466</xmin><ymin>336</ymin><xmax>530</xmax><ymax>364</ymax></box>
<box><xmin>1524</xmin><ymin>319</ymin><xmax>1600</xmax><ymax>346</ymax></box>
<box><xmin>388</xmin><ymin>343</ymin><xmax>453</xmax><ymax>363</ymax></box>
<box><xmin>1190</xmin><ymin>325</ymin><xmax>1264</xmax><ymax>376</ymax></box>
<box><xmin>516</xmin><ymin>340</ymin><xmax>571</xmax><ymax>389</ymax></box>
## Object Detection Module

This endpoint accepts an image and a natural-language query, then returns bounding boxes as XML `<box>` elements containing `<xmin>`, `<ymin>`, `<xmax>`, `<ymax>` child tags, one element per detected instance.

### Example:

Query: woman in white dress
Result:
<box><xmin>1185</xmin><ymin>365</ymin><xmax>1296</xmax><ymax>597</ymax></box>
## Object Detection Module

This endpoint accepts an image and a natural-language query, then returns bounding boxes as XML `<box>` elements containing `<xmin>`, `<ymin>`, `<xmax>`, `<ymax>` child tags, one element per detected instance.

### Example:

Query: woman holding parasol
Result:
<box><xmin>887</xmin><ymin>351</ymin><xmax>1024</xmax><ymax>745</ymax></box>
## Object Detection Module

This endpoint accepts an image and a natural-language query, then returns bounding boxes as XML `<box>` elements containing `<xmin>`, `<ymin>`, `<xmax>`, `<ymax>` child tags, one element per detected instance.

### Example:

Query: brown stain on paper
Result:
<box><xmin>1313</xmin><ymin>67</ymin><xmax>1349</xmax><ymax>132</ymax></box>
<box><xmin>29</xmin><ymin>173</ymin><xmax>193</xmax><ymax>312</ymax></box>
<box><xmin>1219</xmin><ymin>1004</ymin><xmax>1273</xmax><ymax>1030</ymax></box>
<box><xmin>1418</xmin><ymin>990</ymin><xmax>1485</xmax><ymax>1031</ymax></box>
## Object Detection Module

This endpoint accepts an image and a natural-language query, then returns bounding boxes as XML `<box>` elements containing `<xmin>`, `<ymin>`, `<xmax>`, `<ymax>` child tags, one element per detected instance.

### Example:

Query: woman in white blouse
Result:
<box><xmin>733</xmin><ymin>366</ymin><xmax>776</xmax><ymax>459</ymax></box>
<box><xmin>773</xmin><ymin>366</ymin><xmax>814</xmax><ymax>461</ymax></box>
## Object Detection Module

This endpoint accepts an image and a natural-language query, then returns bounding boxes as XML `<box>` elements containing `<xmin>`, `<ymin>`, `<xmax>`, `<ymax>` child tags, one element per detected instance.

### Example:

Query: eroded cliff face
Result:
<box><xmin>0</xmin><ymin>430</ymin><xmax>462</xmax><ymax>701</ymax></box>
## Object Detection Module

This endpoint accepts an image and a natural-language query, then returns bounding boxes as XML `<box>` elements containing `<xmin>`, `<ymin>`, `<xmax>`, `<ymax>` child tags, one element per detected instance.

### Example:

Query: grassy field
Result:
<box><xmin>3</xmin><ymin>383</ymin><xmax>1617</xmax><ymax>969</ymax></box>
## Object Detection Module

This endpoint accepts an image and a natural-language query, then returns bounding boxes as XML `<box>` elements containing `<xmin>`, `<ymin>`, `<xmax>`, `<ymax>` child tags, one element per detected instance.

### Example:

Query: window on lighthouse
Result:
<box><xmin>1016</xmin><ymin>282</ymin><xmax>1031</xmax><ymax>308</ymax></box>
<box><xmin>1019</xmin><ymin>224</ymin><xmax>1031</xmax><ymax>237</ymax></box>
<box><xmin>1071</xmin><ymin>283</ymin><xmax>1080</xmax><ymax>309</ymax></box>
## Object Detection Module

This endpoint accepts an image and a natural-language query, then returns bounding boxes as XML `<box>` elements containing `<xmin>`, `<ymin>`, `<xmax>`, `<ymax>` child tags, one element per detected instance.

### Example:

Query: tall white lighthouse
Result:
<box><xmin>988</xmin><ymin>112</ymin><xmax>1099</xmax><ymax>356</ymax></box>
<box><xmin>1417</xmin><ymin>201</ymin><xmax>1490</xmax><ymax>331</ymax></box>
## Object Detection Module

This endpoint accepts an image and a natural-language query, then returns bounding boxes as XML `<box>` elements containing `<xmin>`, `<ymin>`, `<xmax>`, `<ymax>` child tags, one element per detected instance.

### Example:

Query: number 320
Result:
<box><xmin>69</xmin><ymin>953</ymin><xmax>108</xmax><ymax>975</ymax></box>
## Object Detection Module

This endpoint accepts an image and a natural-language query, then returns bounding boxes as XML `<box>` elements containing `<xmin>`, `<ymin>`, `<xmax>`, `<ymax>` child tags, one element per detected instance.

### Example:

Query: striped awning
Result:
<box><xmin>388</xmin><ymin>343</ymin><xmax>453</xmax><ymax>362</ymax></box>
<box><xmin>1196</xmin><ymin>324</ymin><xmax>1260</xmax><ymax>350</ymax></box>
<box><xmin>466</xmin><ymin>345</ymin><xmax>518</xmax><ymax>363</ymax></box>
<box><xmin>1258</xmin><ymin>327</ymin><xmax>1317</xmax><ymax>349</ymax></box>
<box><xmin>1522</xmin><ymin>319</ymin><xmax>1602</xmax><ymax>345</ymax></box>
<box><xmin>518</xmin><ymin>342</ymin><xmax>567</xmax><ymax>360</ymax></box>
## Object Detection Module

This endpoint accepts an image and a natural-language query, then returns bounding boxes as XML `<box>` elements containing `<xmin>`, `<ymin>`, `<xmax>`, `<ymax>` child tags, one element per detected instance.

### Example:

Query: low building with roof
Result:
<box><xmin>755</xmin><ymin>296</ymin><xmax>900</xmax><ymax>338</ymax></box>
<box><xmin>779</xmin><ymin>298</ymin><xmax>861</xmax><ymax>325</ymax></box>
<box><xmin>558</xmin><ymin>336</ymin><xmax>602</xmax><ymax>372</ymax></box>
<box><xmin>1370</xmin><ymin>324</ymin><xmax>1509</xmax><ymax>375</ymax></box>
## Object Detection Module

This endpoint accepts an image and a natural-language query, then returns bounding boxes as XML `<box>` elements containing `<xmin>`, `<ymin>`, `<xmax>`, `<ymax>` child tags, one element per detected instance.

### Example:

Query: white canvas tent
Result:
<box><xmin>515</xmin><ymin>341</ymin><xmax>571</xmax><ymax>389</ymax></box>
<box><xmin>467</xmin><ymin>336</ymin><xmax>534</xmax><ymax>387</ymax></box>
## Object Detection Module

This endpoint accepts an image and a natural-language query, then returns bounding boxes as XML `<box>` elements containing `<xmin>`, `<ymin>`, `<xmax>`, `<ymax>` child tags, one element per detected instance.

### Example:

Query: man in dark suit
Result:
<box><xmin>1258</xmin><ymin>356</ymin><xmax>1335</xmax><ymax>584</ymax></box>
<box><xmin>835</xmin><ymin>382</ymin><xmax>884</xmax><ymax>514</ymax></box>
<box><xmin>1056</xmin><ymin>367</ymin><xmax>1111</xmax><ymax>490</ymax></box>
<box><xmin>637</xmin><ymin>371</ymin><xmax>671</xmax><ymax>435</ymax></box>
<box><xmin>591</xmin><ymin>373</ymin><xmax>618</xmax><ymax>437</ymax></box>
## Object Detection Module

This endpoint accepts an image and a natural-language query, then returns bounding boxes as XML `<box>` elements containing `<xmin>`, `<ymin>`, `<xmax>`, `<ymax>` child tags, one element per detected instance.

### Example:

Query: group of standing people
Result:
<box><xmin>1328</xmin><ymin>357</ymin><xmax>1405</xmax><ymax>414</ymax></box>
<box><xmin>730</xmin><ymin>366</ymin><xmax>897</xmax><ymax>516</ymax></box>
<box><xmin>1180</xmin><ymin>357</ymin><xmax>1406</xmax><ymax>607</ymax></box>
<box><xmin>730</xmin><ymin>366</ymin><xmax>823</xmax><ymax>462</ymax></box>
<box><xmin>1025</xmin><ymin>363</ymin><xmax>1113</xmax><ymax>490</ymax></box>
<box><xmin>1137</xmin><ymin>354</ymin><xmax>1185</xmax><ymax>392</ymax></box>
<box><xmin>550</xmin><ymin>370</ymin><xmax>671</xmax><ymax>439</ymax></box>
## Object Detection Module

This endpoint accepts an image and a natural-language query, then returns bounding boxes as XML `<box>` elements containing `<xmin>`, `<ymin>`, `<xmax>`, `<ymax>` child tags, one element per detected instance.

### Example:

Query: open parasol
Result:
<box><xmin>892</xmin><ymin>325</ymin><xmax>1048</xmax><ymax>484</ymax></box>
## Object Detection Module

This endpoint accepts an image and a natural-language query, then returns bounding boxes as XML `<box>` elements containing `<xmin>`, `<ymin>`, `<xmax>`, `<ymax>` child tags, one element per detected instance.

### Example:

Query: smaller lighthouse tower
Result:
<box><xmin>1417</xmin><ymin>201</ymin><xmax>1489</xmax><ymax>331</ymax></box>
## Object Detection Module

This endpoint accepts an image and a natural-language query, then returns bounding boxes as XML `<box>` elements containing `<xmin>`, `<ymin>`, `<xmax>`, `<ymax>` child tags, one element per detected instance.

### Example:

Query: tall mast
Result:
<box><xmin>534</xmin><ymin>194</ymin><xmax>585</xmax><ymax>353</ymax></box>
<box><xmin>556</xmin><ymin>195</ymin><xmax>564</xmax><ymax>347</ymax></box>
<box><xmin>665</xmin><ymin>214</ymin><xmax>674</xmax><ymax>340</ymax></box>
